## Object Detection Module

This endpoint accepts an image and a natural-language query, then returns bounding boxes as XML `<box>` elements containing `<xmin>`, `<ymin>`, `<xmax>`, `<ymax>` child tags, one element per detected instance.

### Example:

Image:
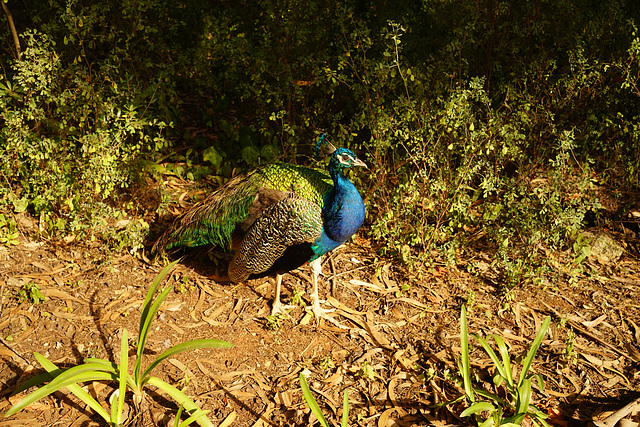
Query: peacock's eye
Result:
<box><xmin>339</xmin><ymin>154</ymin><xmax>352</xmax><ymax>165</ymax></box>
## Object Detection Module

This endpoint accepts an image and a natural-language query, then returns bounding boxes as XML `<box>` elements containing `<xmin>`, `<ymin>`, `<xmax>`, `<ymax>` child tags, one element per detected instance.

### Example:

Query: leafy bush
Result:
<box><xmin>322</xmin><ymin>14</ymin><xmax>634</xmax><ymax>284</ymax></box>
<box><xmin>0</xmin><ymin>29</ymin><xmax>169</xmax><ymax>244</ymax></box>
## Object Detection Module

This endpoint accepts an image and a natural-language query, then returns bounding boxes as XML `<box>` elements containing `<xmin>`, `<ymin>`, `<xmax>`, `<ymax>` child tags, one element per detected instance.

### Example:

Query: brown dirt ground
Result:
<box><xmin>1</xmin><ymin>206</ymin><xmax>640</xmax><ymax>426</ymax></box>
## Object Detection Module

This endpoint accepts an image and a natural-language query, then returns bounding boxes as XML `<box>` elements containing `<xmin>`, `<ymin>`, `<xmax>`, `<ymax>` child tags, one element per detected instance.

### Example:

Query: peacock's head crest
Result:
<box><xmin>315</xmin><ymin>133</ymin><xmax>337</xmax><ymax>158</ymax></box>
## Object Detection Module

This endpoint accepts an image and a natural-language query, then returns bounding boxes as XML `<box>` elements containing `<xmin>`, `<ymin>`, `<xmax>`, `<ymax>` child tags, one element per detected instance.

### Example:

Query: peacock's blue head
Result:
<box><xmin>329</xmin><ymin>147</ymin><xmax>367</xmax><ymax>176</ymax></box>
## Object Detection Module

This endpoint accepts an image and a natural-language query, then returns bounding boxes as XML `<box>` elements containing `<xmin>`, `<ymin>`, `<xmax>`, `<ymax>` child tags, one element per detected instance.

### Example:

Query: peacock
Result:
<box><xmin>153</xmin><ymin>134</ymin><xmax>366</xmax><ymax>323</ymax></box>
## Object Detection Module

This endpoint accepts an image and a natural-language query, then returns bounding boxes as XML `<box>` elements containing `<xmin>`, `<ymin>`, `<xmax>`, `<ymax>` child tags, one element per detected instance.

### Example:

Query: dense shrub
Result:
<box><xmin>0</xmin><ymin>29</ymin><xmax>168</xmax><ymax>242</ymax></box>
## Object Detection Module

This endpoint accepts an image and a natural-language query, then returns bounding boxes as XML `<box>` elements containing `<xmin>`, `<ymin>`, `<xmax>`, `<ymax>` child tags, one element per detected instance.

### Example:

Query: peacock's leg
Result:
<box><xmin>309</xmin><ymin>257</ymin><xmax>346</xmax><ymax>328</ymax></box>
<box><xmin>271</xmin><ymin>273</ymin><xmax>294</xmax><ymax>317</ymax></box>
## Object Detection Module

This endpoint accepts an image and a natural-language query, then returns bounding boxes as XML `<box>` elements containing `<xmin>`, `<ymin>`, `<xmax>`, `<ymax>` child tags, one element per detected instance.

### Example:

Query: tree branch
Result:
<box><xmin>1</xmin><ymin>0</ymin><xmax>21</xmax><ymax>60</ymax></box>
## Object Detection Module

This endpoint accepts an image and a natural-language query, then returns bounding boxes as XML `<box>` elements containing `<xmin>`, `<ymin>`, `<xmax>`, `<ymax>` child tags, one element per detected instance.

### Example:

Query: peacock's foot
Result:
<box><xmin>271</xmin><ymin>300</ymin><xmax>296</xmax><ymax>318</ymax></box>
<box><xmin>309</xmin><ymin>297</ymin><xmax>347</xmax><ymax>329</ymax></box>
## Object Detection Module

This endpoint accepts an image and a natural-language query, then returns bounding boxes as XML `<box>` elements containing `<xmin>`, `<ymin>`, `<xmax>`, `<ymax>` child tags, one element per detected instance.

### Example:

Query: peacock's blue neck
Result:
<box><xmin>310</xmin><ymin>169</ymin><xmax>365</xmax><ymax>260</ymax></box>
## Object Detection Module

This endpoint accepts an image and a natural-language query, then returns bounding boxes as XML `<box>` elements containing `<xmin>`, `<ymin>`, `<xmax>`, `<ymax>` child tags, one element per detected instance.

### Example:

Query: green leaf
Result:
<box><xmin>460</xmin><ymin>401</ymin><xmax>496</xmax><ymax>417</ymax></box>
<box><xmin>241</xmin><ymin>145</ymin><xmax>260</xmax><ymax>165</ymax></box>
<box><xmin>471</xmin><ymin>333</ymin><xmax>513</xmax><ymax>390</ymax></box>
<box><xmin>136</xmin><ymin>260</ymin><xmax>178</xmax><ymax>382</ymax></box>
<box><xmin>202</xmin><ymin>146</ymin><xmax>223</xmax><ymax>170</ymax></box>
<box><xmin>136</xmin><ymin>283</ymin><xmax>174</xmax><ymax>384</ymax></box>
<box><xmin>36</xmin><ymin>354</ymin><xmax>112</xmax><ymax>422</ymax></box>
<box><xmin>177</xmin><ymin>409</ymin><xmax>211</xmax><ymax>427</ymax></box>
<box><xmin>142</xmin><ymin>339</ymin><xmax>233</xmax><ymax>380</ymax></box>
<box><xmin>341</xmin><ymin>388</ymin><xmax>349</xmax><ymax>427</ymax></box>
<box><xmin>113</xmin><ymin>328</ymin><xmax>129</xmax><ymax>425</ymax></box>
<box><xmin>532</xmin><ymin>373</ymin><xmax>545</xmax><ymax>393</ymax></box>
<box><xmin>515</xmin><ymin>378</ymin><xmax>532</xmax><ymax>416</ymax></box>
<box><xmin>299</xmin><ymin>373</ymin><xmax>330</xmax><ymax>427</ymax></box>
<box><xmin>460</xmin><ymin>305</ymin><xmax>474</xmax><ymax>402</ymax></box>
<box><xmin>83</xmin><ymin>358</ymin><xmax>119</xmax><ymax>372</ymax></box>
<box><xmin>518</xmin><ymin>316</ymin><xmax>550</xmax><ymax>387</ymax></box>
<box><xmin>474</xmin><ymin>388</ymin><xmax>508</xmax><ymax>406</ymax></box>
<box><xmin>146</xmin><ymin>377</ymin><xmax>214</xmax><ymax>427</ymax></box>
<box><xmin>11</xmin><ymin>370</ymin><xmax>57</xmax><ymax>395</ymax></box>
<box><xmin>5</xmin><ymin>357</ymin><xmax>114</xmax><ymax>419</ymax></box>
<box><xmin>260</xmin><ymin>144</ymin><xmax>279</xmax><ymax>161</ymax></box>
<box><xmin>492</xmin><ymin>335</ymin><xmax>514</xmax><ymax>388</ymax></box>
<box><xmin>478</xmin><ymin>417</ymin><xmax>495</xmax><ymax>427</ymax></box>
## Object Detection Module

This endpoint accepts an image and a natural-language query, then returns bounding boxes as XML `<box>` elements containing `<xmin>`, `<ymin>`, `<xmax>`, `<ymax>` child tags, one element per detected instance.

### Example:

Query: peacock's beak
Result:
<box><xmin>353</xmin><ymin>158</ymin><xmax>368</xmax><ymax>169</ymax></box>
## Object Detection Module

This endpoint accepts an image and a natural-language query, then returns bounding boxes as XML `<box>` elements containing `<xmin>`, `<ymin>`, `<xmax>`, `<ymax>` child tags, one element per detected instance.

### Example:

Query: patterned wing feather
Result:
<box><xmin>228</xmin><ymin>193</ymin><xmax>323</xmax><ymax>281</ymax></box>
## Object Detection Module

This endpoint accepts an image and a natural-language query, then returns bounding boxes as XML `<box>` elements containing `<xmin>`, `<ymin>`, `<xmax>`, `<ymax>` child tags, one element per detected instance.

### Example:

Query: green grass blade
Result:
<box><xmin>112</xmin><ymin>328</ymin><xmax>129</xmax><ymax>426</ymax></box>
<box><xmin>471</xmin><ymin>333</ymin><xmax>511</xmax><ymax>387</ymax></box>
<box><xmin>460</xmin><ymin>305</ymin><xmax>474</xmax><ymax>402</ymax></box>
<box><xmin>139</xmin><ymin>260</ymin><xmax>179</xmax><ymax>338</ymax></box>
<box><xmin>473</xmin><ymin>388</ymin><xmax>510</xmax><ymax>406</ymax></box>
<box><xmin>10</xmin><ymin>370</ymin><xmax>57</xmax><ymax>395</ymax></box>
<box><xmin>177</xmin><ymin>409</ymin><xmax>211</xmax><ymax>427</ymax></box>
<box><xmin>175</xmin><ymin>404</ymin><xmax>185</xmax><ymax>427</ymax></box>
<box><xmin>491</xmin><ymin>335</ymin><xmax>514</xmax><ymax>388</ymax></box>
<box><xmin>5</xmin><ymin>367</ymin><xmax>114</xmax><ymax>419</ymax></box>
<box><xmin>478</xmin><ymin>418</ymin><xmax>496</xmax><ymax>427</ymax></box>
<box><xmin>32</xmin><ymin>354</ymin><xmax>116</xmax><ymax>388</ymax></box>
<box><xmin>531</xmin><ymin>372</ymin><xmax>546</xmax><ymax>397</ymax></box>
<box><xmin>136</xmin><ymin>260</ymin><xmax>178</xmax><ymax>379</ymax></box>
<box><xmin>531</xmin><ymin>413</ymin><xmax>553</xmax><ymax>427</ymax></box>
<box><xmin>460</xmin><ymin>401</ymin><xmax>496</xmax><ymax>418</ymax></box>
<box><xmin>146</xmin><ymin>376</ymin><xmax>214</xmax><ymax>427</ymax></box>
<box><xmin>34</xmin><ymin>354</ymin><xmax>113</xmax><ymax>422</ymax></box>
<box><xmin>141</xmin><ymin>339</ymin><xmax>233</xmax><ymax>380</ymax></box>
<box><xmin>431</xmin><ymin>393</ymin><xmax>466</xmax><ymax>408</ymax></box>
<box><xmin>515</xmin><ymin>377</ymin><xmax>532</xmax><ymax>417</ymax></box>
<box><xmin>518</xmin><ymin>316</ymin><xmax>551</xmax><ymax>387</ymax></box>
<box><xmin>136</xmin><ymin>283</ymin><xmax>173</xmax><ymax>382</ymax></box>
<box><xmin>299</xmin><ymin>373</ymin><xmax>330</xmax><ymax>427</ymax></box>
<box><xmin>341</xmin><ymin>388</ymin><xmax>349</xmax><ymax>427</ymax></box>
<box><xmin>83</xmin><ymin>358</ymin><xmax>119</xmax><ymax>372</ymax></box>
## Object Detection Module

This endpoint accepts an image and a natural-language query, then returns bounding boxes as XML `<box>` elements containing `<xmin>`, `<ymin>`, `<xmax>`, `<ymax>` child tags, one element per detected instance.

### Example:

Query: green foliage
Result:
<box><xmin>107</xmin><ymin>219</ymin><xmax>150</xmax><ymax>255</ymax></box>
<box><xmin>266</xmin><ymin>313</ymin><xmax>284</xmax><ymax>331</ymax></box>
<box><xmin>455</xmin><ymin>305</ymin><xmax>551</xmax><ymax>427</ymax></box>
<box><xmin>0</xmin><ymin>214</ymin><xmax>19</xmax><ymax>246</ymax></box>
<box><xmin>17</xmin><ymin>282</ymin><xmax>46</xmax><ymax>305</ymax></box>
<box><xmin>330</xmin><ymin>16</ymin><xmax>613</xmax><ymax>283</ymax></box>
<box><xmin>0</xmin><ymin>28</ymin><xmax>170</xmax><ymax>244</ymax></box>
<box><xmin>299</xmin><ymin>372</ymin><xmax>349</xmax><ymax>427</ymax></box>
<box><xmin>4</xmin><ymin>261</ymin><xmax>233</xmax><ymax>426</ymax></box>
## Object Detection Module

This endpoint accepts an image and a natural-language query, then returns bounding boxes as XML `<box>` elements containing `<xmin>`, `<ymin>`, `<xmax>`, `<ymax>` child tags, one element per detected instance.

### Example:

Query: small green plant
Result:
<box><xmin>266</xmin><ymin>313</ymin><xmax>284</xmax><ymax>331</ymax></box>
<box><xmin>290</xmin><ymin>288</ymin><xmax>306</xmax><ymax>307</ymax></box>
<box><xmin>0</xmin><ymin>214</ymin><xmax>19</xmax><ymax>246</ymax></box>
<box><xmin>320</xmin><ymin>356</ymin><xmax>335</xmax><ymax>370</ymax></box>
<box><xmin>17</xmin><ymin>282</ymin><xmax>45</xmax><ymax>305</ymax></box>
<box><xmin>454</xmin><ymin>304</ymin><xmax>551</xmax><ymax>427</ymax></box>
<box><xmin>177</xmin><ymin>275</ymin><xmax>194</xmax><ymax>293</ymax></box>
<box><xmin>355</xmin><ymin>361</ymin><xmax>376</xmax><ymax>381</ymax></box>
<box><xmin>5</xmin><ymin>261</ymin><xmax>233</xmax><ymax>426</ymax></box>
<box><xmin>299</xmin><ymin>372</ymin><xmax>348</xmax><ymax>427</ymax></box>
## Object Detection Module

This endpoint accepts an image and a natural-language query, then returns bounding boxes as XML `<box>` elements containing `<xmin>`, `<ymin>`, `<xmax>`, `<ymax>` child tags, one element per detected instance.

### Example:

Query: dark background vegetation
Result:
<box><xmin>1</xmin><ymin>0</ymin><xmax>639</xmax><ymax>287</ymax></box>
